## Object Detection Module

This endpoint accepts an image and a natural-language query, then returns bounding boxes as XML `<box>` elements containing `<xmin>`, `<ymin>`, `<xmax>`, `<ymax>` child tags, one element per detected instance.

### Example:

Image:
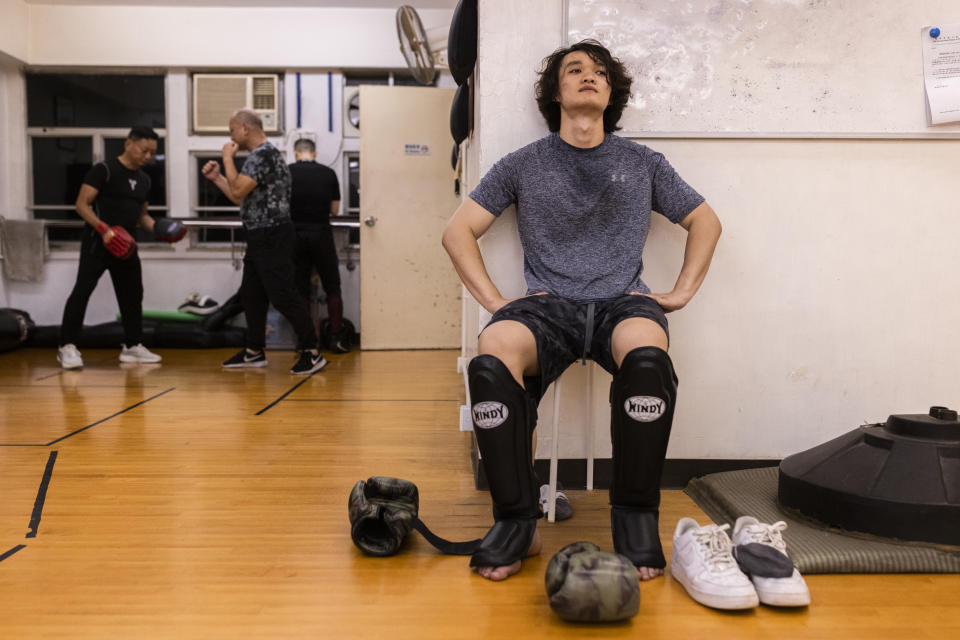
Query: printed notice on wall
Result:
<box><xmin>922</xmin><ymin>24</ymin><xmax>960</xmax><ymax>125</ymax></box>
<box><xmin>404</xmin><ymin>144</ymin><xmax>431</xmax><ymax>156</ymax></box>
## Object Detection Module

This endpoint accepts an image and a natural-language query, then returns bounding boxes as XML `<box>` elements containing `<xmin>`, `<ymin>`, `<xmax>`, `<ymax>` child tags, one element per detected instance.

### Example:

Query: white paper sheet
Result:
<box><xmin>922</xmin><ymin>24</ymin><xmax>960</xmax><ymax>126</ymax></box>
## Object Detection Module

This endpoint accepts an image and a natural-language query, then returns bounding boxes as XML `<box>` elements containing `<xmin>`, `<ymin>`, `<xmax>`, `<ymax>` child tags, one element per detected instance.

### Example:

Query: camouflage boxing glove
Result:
<box><xmin>349</xmin><ymin>476</ymin><xmax>419</xmax><ymax>556</ymax></box>
<box><xmin>545</xmin><ymin>541</ymin><xmax>641</xmax><ymax>622</ymax></box>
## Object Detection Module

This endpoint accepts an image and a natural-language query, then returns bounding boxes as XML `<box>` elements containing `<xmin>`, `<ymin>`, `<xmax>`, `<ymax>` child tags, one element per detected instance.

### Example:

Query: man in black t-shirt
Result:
<box><xmin>288</xmin><ymin>138</ymin><xmax>349</xmax><ymax>353</ymax></box>
<box><xmin>58</xmin><ymin>126</ymin><xmax>165</xmax><ymax>369</ymax></box>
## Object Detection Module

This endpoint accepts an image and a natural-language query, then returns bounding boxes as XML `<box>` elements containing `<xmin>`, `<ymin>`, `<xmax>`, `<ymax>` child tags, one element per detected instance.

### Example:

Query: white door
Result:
<box><xmin>359</xmin><ymin>85</ymin><xmax>462</xmax><ymax>349</ymax></box>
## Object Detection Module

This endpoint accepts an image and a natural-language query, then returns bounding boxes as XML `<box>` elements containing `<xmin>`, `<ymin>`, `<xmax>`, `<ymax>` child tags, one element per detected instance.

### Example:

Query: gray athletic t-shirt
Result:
<box><xmin>469</xmin><ymin>133</ymin><xmax>704</xmax><ymax>302</ymax></box>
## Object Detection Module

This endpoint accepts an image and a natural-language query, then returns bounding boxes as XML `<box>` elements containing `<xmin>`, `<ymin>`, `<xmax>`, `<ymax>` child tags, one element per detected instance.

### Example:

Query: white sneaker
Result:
<box><xmin>732</xmin><ymin>516</ymin><xmax>810</xmax><ymax>607</ymax></box>
<box><xmin>120</xmin><ymin>343</ymin><xmax>162</xmax><ymax>363</ymax></box>
<box><xmin>57</xmin><ymin>343</ymin><xmax>83</xmax><ymax>369</ymax></box>
<box><xmin>670</xmin><ymin>518</ymin><xmax>759</xmax><ymax>610</ymax></box>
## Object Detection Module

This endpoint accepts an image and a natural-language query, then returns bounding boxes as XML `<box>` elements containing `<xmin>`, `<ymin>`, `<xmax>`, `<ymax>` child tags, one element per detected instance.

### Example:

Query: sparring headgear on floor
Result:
<box><xmin>349</xmin><ymin>476</ymin><xmax>481</xmax><ymax>556</ymax></box>
<box><xmin>467</xmin><ymin>355</ymin><xmax>540</xmax><ymax>568</ymax></box>
<box><xmin>609</xmin><ymin>346</ymin><xmax>678</xmax><ymax>569</ymax></box>
<box><xmin>96</xmin><ymin>222</ymin><xmax>135</xmax><ymax>260</ymax></box>
<box><xmin>154</xmin><ymin>217</ymin><xmax>187</xmax><ymax>243</ymax></box>
<box><xmin>545</xmin><ymin>541</ymin><xmax>640</xmax><ymax>623</ymax></box>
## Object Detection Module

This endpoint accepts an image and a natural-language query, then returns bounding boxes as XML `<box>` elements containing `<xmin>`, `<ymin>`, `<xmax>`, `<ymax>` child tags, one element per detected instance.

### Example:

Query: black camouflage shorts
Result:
<box><xmin>484</xmin><ymin>293</ymin><xmax>669</xmax><ymax>402</ymax></box>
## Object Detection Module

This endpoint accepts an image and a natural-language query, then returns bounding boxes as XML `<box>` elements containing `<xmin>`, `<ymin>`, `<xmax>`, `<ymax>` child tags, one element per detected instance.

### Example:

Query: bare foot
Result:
<box><xmin>636</xmin><ymin>566</ymin><xmax>664</xmax><ymax>581</ymax></box>
<box><xmin>474</xmin><ymin>528</ymin><xmax>542</xmax><ymax>581</ymax></box>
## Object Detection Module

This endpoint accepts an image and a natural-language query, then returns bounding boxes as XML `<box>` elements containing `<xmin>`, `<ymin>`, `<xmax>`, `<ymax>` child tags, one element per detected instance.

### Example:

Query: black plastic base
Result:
<box><xmin>778</xmin><ymin>407</ymin><xmax>960</xmax><ymax>546</ymax></box>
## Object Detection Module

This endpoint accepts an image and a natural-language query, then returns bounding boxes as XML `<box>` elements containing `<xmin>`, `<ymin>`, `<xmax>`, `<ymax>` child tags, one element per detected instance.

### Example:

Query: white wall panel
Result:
<box><xmin>472</xmin><ymin>0</ymin><xmax>960</xmax><ymax>460</ymax></box>
<box><xmin>26</xmin><ymin>6</ymin><xmax>452</xmax><ymax>68</ymax></box>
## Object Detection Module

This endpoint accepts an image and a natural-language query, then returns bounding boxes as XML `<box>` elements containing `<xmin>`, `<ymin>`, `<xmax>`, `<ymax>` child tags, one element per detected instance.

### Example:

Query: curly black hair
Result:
<box><xmin>534</xmin><ymin>39</ymin><xmax>632</xmax><ymax>134</ymax></box>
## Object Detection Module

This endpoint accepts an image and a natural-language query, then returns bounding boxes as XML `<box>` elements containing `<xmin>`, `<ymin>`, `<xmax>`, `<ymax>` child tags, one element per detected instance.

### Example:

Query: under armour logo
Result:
<box><xmin>128</xmin><ymin>179</ymin><xmax>137</xmax><ymax>191</ymax></box>
<box><xmin>611</xmin><ymin>173</ymin><xmax>626</xmax><ymax>182</ymax></box>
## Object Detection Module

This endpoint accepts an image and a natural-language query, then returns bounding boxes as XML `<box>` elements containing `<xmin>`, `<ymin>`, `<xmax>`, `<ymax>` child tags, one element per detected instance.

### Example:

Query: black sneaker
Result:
<box><xmin>330</xmin><ymin>331</ymin><xmax>352</xmax><ymax>354</ymax></box>
<box><xmin>539</xmin><ymin>483</ymin><xmax>574</xmax><ymax>521</ymax></box>
<box><xmin>290</xmin><ymin>351</ymin><xmax>328</xmax><ymax>375</ymax></box>
<box><xmin>222</xmin><ymin>349</ymin><xmax>268</xmax><ymax>368</ymax></box>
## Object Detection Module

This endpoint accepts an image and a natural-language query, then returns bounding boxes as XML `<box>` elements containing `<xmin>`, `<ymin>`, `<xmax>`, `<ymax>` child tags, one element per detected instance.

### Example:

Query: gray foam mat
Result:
<box><xmin>684</xmin><ymin>466</ymin><xmax>960</xmax><ymax>574</ymax></box>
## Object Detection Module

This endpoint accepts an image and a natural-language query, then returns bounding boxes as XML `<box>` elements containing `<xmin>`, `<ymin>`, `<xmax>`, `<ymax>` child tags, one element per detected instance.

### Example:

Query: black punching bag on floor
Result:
<box><xmin>778</xmin><ymin>406</ymin><xmax>960</xmax><ymax>545</ymax></box>
<box><xmin>0</xmin><ymin>308</ymin><xmax>35</xmax><ymax>353</ymax></box>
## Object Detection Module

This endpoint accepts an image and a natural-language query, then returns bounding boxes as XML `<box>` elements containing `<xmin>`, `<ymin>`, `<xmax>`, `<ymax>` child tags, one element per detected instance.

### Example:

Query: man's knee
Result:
<box><xmin>611</xmin><ymin>317</ymin><xmax>668</xmax><ymax>367</ymax></box>
<box><xmin>477</xmin><ymin>321</ymin><xmax>538</xmax><ymax>383</ymax></box>
<box><xmin>478</xmin><ymin>320</ymin><xmax>535</xmax><ymax>355</ymax></box>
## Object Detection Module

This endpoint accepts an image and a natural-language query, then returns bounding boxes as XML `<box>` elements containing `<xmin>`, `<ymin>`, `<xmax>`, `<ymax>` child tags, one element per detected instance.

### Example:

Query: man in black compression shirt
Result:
<box><xmin>58</xmin><ymin>126</ymin><xmax>164</xmax><ymax>369</ymax></box>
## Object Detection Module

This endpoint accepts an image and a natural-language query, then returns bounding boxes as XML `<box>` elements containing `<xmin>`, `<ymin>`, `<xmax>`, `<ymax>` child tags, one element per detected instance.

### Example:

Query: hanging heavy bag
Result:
<box><xmin>447</xmin><ymin>0</ymin><xmax>478</xmax><ymax>85</ymax></box>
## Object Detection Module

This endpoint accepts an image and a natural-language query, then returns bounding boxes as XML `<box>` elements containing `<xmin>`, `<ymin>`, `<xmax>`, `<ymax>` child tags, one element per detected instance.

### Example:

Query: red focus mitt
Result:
<box><xmin>153</xmin><ymin>218</ymin><xmax>187</xmax><ymax>243</ymax></box>
<box><xmin>96</xmin><ymin>222</ymin><xmax>136</xmax><ymax>260</ymax></box>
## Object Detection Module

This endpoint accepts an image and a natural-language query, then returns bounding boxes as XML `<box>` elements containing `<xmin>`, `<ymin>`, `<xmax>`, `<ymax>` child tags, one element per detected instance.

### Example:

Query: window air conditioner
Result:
<box><xmin>193</xmin><ymin>73</ymin><xmax>280</xmax><ymax>133</ymax></box>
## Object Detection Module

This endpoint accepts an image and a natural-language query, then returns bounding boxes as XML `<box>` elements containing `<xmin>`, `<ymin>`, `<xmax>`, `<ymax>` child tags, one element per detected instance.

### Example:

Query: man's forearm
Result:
<box><xmin>442</xmin><ymin>226</ymin><xmax>506</xmax><ymax>314</ymax></box>
<box><xmin>222</xmin><ymin>155</ymin><xmax>248</xmax><ymax>204</ymax></box>
<box><xmin>212</xmin><ymin>173</ymin><xmax>241</xmax><ymax>205</ymax></box>
<box><xmin>75</xmin><ymin>202</ymin><xmax>102</xmax><ymax>229</ymax></box>
<box><xmin>140</xmin><ymin>210</ymin><xmax>155</xmax><ymax>233</ymax></box>
<box><xmin>671</xmin><ymin>210</ymin><xmax>722</xmax><ymax>300</ymax></box>
<box><xmin>223</xmin><ymin>154</ymin><xmax>239</xmax><ymax>186</ymax></box>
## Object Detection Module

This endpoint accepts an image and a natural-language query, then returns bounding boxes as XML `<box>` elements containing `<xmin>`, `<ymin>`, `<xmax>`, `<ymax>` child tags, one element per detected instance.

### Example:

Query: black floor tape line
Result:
<box><xmin>26</xmin><ymin>451</ymin><xmax>58</xmax><ymax>539</ymax></box>
<box><xmin>0</xmin><ymin>384</ymin><xmax>163</xmax><ymax>389</ymax></box>
<box><xmin>44</xmin><ymin>387</ymin><xmax>176</xmax><ymax>446</ymax></box>
<box><xmin>34</xmin><ymin>370</ymin><xmax>65</xmax><ymax>382</ymax></box>
<box><xmin>0</xmin><ymin>545</ymin><xmax>27</xmax><ymax>562</ymax></box>
<box><xmin>255</xmin><ymin>376</ymin><xmax>317</xmax><ymax>415</ymax></box>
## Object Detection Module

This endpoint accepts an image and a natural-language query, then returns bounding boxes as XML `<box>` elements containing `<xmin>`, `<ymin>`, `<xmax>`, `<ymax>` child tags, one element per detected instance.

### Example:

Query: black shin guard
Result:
<box><xmin>468</xmin><ymin>355</ymin><xmax>539</xmax><ymax>568</ymax></box>
<box><xmin>609</xmin><ymin>346</ymin><xmax>678</xmax><ymax>568</ymax></box>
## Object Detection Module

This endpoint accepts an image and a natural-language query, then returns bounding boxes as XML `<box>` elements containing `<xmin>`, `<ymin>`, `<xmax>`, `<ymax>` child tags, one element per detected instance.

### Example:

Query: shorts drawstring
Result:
<box><xmin>582</xmin><ymin>302</ymin><xmax>596</xmax><ymax>365</ymax></box>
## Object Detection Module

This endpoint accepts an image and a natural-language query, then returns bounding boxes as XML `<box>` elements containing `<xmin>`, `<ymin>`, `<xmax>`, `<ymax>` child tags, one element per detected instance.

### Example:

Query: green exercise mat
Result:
<box><xmin>118</xmin><ymin>310</ymin><xmax>204</xmax><ymax>323</ymax></box>
<box><xmin>685</xmin><ymin>466</ymin><xmax>960</xmax><ymax>574</ymax></box>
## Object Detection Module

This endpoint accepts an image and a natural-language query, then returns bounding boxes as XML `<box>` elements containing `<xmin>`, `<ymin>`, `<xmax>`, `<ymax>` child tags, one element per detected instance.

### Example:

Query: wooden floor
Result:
<box><xmin>0</xmin><ymin>348</ymin><xmax>958</xmax><ymax>639</ymax></box>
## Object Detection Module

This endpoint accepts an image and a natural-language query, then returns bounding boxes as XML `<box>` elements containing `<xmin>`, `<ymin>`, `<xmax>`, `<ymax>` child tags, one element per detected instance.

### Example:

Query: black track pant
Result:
<box><xmin>241</xmin><ymin>222</ymin><xmax>319</xmax><ymax>352</ymax></box>
<box><xmin>293</xmin><ymin>225</ymin><xmax>342</xmax><ymax>332</ymax></box>
<box><xmin>60</xmin><ymin>228</ymin><xmax>143</xmax><ymax>347</ymax></box>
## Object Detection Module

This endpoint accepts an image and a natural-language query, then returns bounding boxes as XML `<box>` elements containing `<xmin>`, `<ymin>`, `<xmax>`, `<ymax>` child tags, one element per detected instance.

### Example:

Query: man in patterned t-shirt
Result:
<box><xmin>202</xmin><ymin>109</ymin><xmax>326</xmax><ymax>375</ymax></box>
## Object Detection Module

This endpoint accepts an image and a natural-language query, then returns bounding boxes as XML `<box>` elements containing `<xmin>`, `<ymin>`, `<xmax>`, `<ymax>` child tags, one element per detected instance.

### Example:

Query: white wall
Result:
<box><xmin>0</xmin><ymin>56</ymin><xmax>28</xmax><ymax>308</ymax></box>
<box><xmin>470</xmin><ymin>0</ymin><xmax>960</xmax><ymax>460</ymax></box>
<box><xmin>0</xmin><ymin>0</ymin><xmax>29</xmax><ymax>64</ymax></box>
<box><xmin>26</xmin><ymin>5</ymin><xmax>452</xmax><ymax>68</ymax></box>
<box><xmin>0</xmin><ymin>60</ymin><xmax>28</xmax><ymax>223</ymax></box>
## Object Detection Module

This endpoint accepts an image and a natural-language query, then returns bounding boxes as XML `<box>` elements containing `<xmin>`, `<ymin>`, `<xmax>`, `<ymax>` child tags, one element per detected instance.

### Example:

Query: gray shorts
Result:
<box><xmin>484</xmin><ymin>293</ymin><xmax>669</xmax><ymax>402</ymax></box>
